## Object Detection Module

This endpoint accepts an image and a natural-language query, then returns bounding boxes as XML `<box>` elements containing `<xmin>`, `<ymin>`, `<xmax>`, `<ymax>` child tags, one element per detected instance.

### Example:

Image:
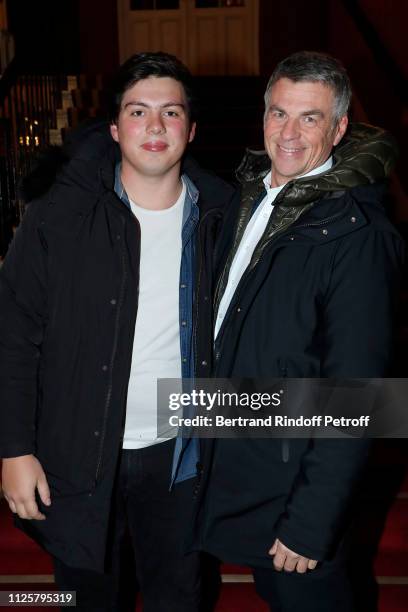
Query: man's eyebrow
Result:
<box><xmin>268</xmin><ymin>104</ymin><xmax>325</xmax><ymax>117</ymax></box>
<box><xmin>123</xmin><ymin>101</ymin><xmax>186</xmax><ymax>109</ymax></box>
<box><xmin>301</xmin><ymin>109</ymin><xmax>324</xmax><ymax>117</ymax></box>
<box><xmin>161</xmin><ymin>102</ymin><xmax>186</xmax><ymax>109</ymax></box>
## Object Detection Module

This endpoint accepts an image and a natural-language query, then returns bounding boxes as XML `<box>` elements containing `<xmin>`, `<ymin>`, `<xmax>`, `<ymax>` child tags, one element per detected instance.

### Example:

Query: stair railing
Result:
<box><xmin>0</xmin><ymin>57</ymin><xmax>66</xmax><ymax>258</ymax></box>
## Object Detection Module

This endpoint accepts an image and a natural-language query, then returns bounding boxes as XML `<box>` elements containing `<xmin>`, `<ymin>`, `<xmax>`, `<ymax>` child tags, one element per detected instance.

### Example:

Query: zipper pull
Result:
<box><xmin>282</xmin><ymin>440</ymin><xmax>290</xmax><ymax>463</ymax></box>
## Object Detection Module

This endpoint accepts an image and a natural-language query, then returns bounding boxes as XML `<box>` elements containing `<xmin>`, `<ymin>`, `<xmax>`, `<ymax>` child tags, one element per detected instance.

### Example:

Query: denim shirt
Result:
<box><xmin>114</xmin><ymin>164</ymin><xmax>200</xmax><ymax>483</ymax></box>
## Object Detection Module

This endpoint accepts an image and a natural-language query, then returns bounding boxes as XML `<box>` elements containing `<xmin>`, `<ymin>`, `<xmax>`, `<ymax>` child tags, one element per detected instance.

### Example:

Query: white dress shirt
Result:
<box><xmin>215</xmin><ymin>157</ymin><xmax>333</xmax><ymax>338</ymax></box>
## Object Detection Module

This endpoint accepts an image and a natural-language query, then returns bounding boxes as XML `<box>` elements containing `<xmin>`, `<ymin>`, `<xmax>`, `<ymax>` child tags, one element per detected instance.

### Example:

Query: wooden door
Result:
<box><xmin>187</xmin><ymin>1</ymin><xmax>259</xmax><ymax>75</ymax></box>
<box><xmin>117</xmin><ymin>0</ymin><xmax>259</xmax><ymax>75</ymax></box>
<box><xmin>0</xmin><ymin>0</ymin><xmax>8</xmax><ymax>29</ymax></box>
<box><xmin>117</xmin><ymin>0</ymin><xmax>189</xmax><ymax>66</ymax></box>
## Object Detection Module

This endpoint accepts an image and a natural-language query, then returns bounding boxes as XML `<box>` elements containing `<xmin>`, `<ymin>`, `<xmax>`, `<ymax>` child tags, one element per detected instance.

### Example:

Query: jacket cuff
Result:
<box><xmin>0</xmin><ymin>443</ymin><xmax>35</xmax><ymax>459</ymax></box>
<box><xmin>275</xmin><ymin>525</ymin><xmax>328</xmax><ymax>562</ymax></box>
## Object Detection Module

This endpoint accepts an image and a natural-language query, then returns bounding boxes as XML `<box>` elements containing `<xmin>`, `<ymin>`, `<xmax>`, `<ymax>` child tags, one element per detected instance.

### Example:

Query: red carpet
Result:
<box><xmin>1</xmin><ymin>497</ymin><xmax>405</xmax><ymax>577</ymax></box>
<box><xmin>1</xmin><ymin>441</ymin><xmax>407</xmax><ymax>610</ymax></box>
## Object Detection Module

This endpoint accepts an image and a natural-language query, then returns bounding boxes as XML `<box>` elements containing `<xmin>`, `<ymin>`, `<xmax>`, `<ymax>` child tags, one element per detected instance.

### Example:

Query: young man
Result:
<box><xmin>190</xmin><ymin>51</ymin><xmax>403</xmax><ymax>611</ymax></box>
<box><xmin>0</xmin><ymin>52</ymin><xmax>235</xmax><ymax>611</ymax></box>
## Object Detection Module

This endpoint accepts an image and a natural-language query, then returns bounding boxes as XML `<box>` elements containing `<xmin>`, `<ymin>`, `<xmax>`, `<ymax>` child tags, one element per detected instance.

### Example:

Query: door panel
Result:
<box><xmin>189</xmin><ymin>14</ymin><xmax>224</xmax><ymax>74</ymax></box>
<box><xmin>118</xmin><ymin>1</ymin><xmax>188</xmax><ymax>64</ymax></box>
<box><xmin>225</xmin><ymin>16</ymin><xmax>247</xmax><ymax>75</ymax></box>
<box><xmin>117</xmin><ymin>0</ymin><xmax>259</xmax><ymax>75</ymax></box>
<box><xmin>158</xmin><ymin>18</ymin><xmax>185</xmax><ymax>57</ymax></box>
<box><xmin>129</xmin><ymin>19</ymin><xmax>155</xmax><ymax>52</ymax></box>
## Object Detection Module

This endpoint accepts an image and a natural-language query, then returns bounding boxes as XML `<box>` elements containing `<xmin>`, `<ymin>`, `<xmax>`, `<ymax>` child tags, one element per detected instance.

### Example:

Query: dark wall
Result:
<box><xmin>78</xmin><ymin>0</ymin><xmax>119</xmax><ymax>76</ymax></box>
<box><xmin>7</xmin><ymin>0</ymin><xmax>81</xmax><ymax>73</ymax></box>
<box><xmin>258</xmin><ymin>0</ymin><xmax>407</xmax><ymax>217</ymax></box>
<box><xmin>259</xmin><ymin>0</ymin><xmax>329</xmax><ymax>75</ymax></box>
<box><xmin>7</xmin><ymin>0</ymin><xmax>119</xmax><ymax>76</ymax></box>
<box><xmin>359</xmin><ymin>0</ymin><xmax>407</xmax><ymax>78</ymax></box>
<box><xmin>326</xmin><ymin>0</ymin><xmax>407</xmax><ymax>215</ymax></box>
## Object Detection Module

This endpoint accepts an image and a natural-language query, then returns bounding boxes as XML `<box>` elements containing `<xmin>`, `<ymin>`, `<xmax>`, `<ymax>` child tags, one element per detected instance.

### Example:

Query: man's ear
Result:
<box><xmin>333</xmin><ymin>115</ymin><xmax>348</xmax><ymax>146</ymax></box>
<box><xmin>110</xmin><ymin>122</ymin><xmax>119</xmax><ymax>143</ymax></box>
<box><xmin>188</xmin><ymin>122</ymin><xmax>196</xmax><ymax>144</ymax></box>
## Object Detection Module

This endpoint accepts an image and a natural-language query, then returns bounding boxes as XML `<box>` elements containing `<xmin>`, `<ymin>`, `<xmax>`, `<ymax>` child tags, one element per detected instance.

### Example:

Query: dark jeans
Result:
<box><xmin>253</xmin><ymin>561</ymin><xmax>355</xmax><ymax>612</ymax></box>
<box><xmin>54</xmin><ymin>440</ymin><xmax>200</xmax><ymax>612</ymax></box>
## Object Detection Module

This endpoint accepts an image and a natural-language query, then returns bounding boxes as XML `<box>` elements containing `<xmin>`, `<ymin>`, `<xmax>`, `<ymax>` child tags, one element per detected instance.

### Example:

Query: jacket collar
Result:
<box><xmin>236</xmin><ymin>123</ymin><xmax>398</xmax><ymax>207</ymax></box>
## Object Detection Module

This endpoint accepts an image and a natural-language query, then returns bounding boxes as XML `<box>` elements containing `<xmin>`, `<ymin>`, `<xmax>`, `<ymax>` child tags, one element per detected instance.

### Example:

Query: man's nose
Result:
<box><xmin>147</xmin><ymin>112</ymin><xmax>165</xmax><ymax>134</ymax></box>
<box><xmin>280</xmin><ymin>118</ymin><xmax>300</xmax><ymax>140</ymax></box>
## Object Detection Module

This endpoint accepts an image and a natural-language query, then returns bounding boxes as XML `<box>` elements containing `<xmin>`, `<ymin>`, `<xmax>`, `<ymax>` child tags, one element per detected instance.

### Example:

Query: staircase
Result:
<box><xmin>0</xmin><ymin>441</ymin><xmax>406</xmax><ymax>611</ymax></box>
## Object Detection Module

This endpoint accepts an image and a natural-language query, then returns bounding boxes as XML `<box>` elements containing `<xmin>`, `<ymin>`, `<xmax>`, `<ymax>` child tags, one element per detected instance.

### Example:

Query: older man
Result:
<box><xmin>190</xmin><ymin>51</ymin><xmax>403</xmax><ymax>611</ymax></box>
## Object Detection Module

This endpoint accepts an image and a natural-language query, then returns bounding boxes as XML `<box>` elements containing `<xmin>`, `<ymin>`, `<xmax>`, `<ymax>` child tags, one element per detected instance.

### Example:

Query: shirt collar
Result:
<box><xmin>114</xmin><ymin>163</ymin><xmax>130</xmax><ymax>209</ymax></box>
<box><xmin>114</xmin><ymin>162</ymin><xmax>199</xmax><ymax>216</ymax></box>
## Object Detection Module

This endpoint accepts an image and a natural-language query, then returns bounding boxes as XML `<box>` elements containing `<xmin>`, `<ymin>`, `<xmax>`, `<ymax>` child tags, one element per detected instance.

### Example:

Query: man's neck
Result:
<box><xmin>120</xmin><ymin>164</ymin><xmax>183</xmax><ymax>211</ymax></box>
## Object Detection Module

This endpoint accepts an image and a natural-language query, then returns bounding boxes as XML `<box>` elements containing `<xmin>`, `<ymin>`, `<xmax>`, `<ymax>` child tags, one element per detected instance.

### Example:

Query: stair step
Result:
<box><xmin>60</xmin><ymin>91</ymin><xmax>73</xmax><ymax>111</ymax></box>
<box><xmin>66</xmin><ymin>75</ymin><xmax>78</xmax><ymax>91</ymax></box>
<box><xmin>48</xmin><ymin>129</ymin><xmax>63</xmax><ymax>146</ymax></box>
<box><xmin>56</xmin><ymin>108</ymin><xmax>68</xmax><ymax>130</ymax></box>
<box><xmin>0</xmin><ymin>551</ymin><xmax>53</xmax><ymax>575</ymax></box>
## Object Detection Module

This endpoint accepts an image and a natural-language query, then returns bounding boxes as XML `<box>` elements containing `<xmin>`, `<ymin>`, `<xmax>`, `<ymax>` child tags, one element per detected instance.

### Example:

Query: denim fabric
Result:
<box><xmin>114</xmin><ymin>165</ymin><xmax>200</xmax><ymax>484</ymax></box>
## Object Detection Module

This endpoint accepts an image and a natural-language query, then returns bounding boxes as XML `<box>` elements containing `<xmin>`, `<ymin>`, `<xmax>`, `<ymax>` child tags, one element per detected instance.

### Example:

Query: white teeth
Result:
<box><xmin>279</xmin><ymin>146</ymin><xmax>301</xmax><ymax>153</ymax></box>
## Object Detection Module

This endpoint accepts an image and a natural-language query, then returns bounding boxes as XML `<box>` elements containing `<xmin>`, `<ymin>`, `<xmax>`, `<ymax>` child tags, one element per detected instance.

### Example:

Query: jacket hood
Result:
<box><xmin>236</xmin><ymin>123</ymin><xmax>398</xmax><ymax>206</ymax></box>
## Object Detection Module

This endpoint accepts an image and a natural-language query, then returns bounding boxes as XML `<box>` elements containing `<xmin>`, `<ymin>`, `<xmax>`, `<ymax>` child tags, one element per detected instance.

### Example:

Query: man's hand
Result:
<box><xmin>1</xmin><ymin>455</ymin><xmax>51</xmax><ymax>520</ymax></box>
<box><xmin>269</xmin><ymin>538</ymin><xmax>318</xmax><ymax>573</ymax></box>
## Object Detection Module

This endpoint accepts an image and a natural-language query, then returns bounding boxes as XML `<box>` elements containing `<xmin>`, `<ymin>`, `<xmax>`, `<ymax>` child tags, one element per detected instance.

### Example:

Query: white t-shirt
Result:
<box><xmin>215</xmin><ymin>157</ymin><xmax>333</xmax><ymax>338</ymax></box>
<box><xmin>123</xmin><ymin>180</ymin><xmax>186</xmax><ymax>449</ymax></box>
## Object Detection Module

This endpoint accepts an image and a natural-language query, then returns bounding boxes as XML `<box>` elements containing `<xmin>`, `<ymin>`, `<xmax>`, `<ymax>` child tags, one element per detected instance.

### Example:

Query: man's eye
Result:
<box><xmin>131</xmin><ymin>110</ymin><xmax>144</xmax><ymax>117</ymax></box>
<box><xmin>303</xmin><ymin>116</ymin><xmax>317</xmax><ymax>125</ymax></box>
<box><xmin>271</xmin><ymin>110</ymin><xmax>284</xmax><ymax>119</ymax></box>
<box><xmin>164</xmin><ymin>110</ymin><xmax>179</xmax><ymax>117</ymax></box>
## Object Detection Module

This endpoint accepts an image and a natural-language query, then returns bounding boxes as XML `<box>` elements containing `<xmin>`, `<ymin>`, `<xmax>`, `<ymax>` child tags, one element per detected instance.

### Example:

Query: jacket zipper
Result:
<box><xmin>276</xmin><ymin>359</ymin><xmax>290</xmax><ymax>463</ymax></box>
<box><xmin>282</xmin><ymin>440</ymin><xmax>290</xmax><ymax>463</ymax></box>
<box><xmin>193</xmin><ymin>208</ymin><xmax>218</xmax><ymax>375</ymax></box>
<box><xmin>193</xmin><ymin>257</ymin><xmax>203</xmax><ymax>375</ymax></box>
<box><xmin>94</xmin><ymin>216</ymin><xmax>127</xmax><ymax>487</ymax></box>
<box><xmin>214</xmin><ymin>230</ymin><xmax>285</xmax><ymax>364</ymax></box>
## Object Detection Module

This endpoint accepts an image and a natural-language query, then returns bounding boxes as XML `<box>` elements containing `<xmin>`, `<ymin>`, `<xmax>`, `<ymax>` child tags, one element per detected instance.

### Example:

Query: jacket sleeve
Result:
<box><xmin>276</xmin><ymin>223</ymin><xmax>404</xmax><ymax>560</ymax></box>
<box><xmin>0</xmin><ymin>200</ymin><xmax>48</xmax><ymax>458</ymax></box>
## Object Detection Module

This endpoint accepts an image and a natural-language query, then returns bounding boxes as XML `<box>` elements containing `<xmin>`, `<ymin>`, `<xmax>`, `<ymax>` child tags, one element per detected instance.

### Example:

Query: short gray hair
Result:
<box><xmin>264</xmin><ymin>51</ymin><xmax>352</xmax><ymax>124</ymax></box>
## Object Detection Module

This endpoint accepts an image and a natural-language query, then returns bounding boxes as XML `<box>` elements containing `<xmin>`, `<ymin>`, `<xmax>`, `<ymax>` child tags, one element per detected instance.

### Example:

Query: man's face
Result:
<box><xmin>110</xmin><ymin>76</ymin><xmax>195</xmax><ymax>180</ymax></box>
<box><xmin>264</xmin><ymin>78</ymin><xmax>348</xmax><ymax>187</ymax></box>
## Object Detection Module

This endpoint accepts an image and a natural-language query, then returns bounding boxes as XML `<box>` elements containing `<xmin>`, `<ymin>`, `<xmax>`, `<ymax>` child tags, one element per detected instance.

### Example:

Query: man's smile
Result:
<box><xmin>276</xmin><ymin>144</ymin><xmax>305</xmax><ymax>155</ymax></box>
<box><xmin>141</xmin><ymin>141</ymin><xmax>168</xmax><ymax>152</ymax></box>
